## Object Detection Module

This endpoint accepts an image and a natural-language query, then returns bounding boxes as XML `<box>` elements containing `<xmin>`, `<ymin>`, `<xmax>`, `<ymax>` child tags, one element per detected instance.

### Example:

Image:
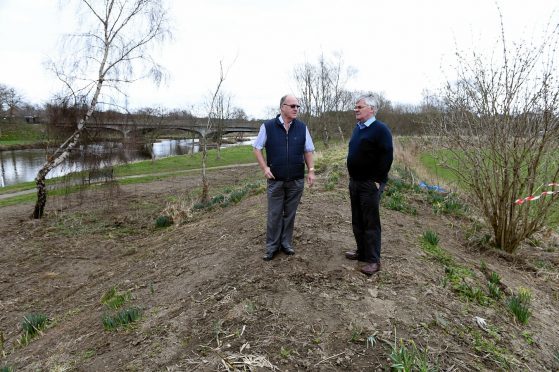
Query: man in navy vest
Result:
<box><xmin>345</xmin><ymin>94</ymin><xmax>393</xmax><ymax>275</ymax></box>
<box><xmin>253</xmin><ymin>95</ymin><xmax>315</xmax><ymax>261</ymax></box>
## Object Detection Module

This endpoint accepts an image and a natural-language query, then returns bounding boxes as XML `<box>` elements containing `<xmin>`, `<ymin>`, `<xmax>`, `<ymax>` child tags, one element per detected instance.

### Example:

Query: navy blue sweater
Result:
<box><xmin>264</xmin><ymin>116</ymin><xmax>307</xmax><ymax>181</ymax></box>
<box><xmin>346</xmin><ymin>120</ymin><xmax>393</xmax><ymax>183</ymax></box>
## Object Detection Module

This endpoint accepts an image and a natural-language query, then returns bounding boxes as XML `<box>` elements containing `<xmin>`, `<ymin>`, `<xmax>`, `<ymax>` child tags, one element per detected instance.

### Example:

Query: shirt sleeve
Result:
<box><xmin>252</xmin><ymin>124</ymin><xmax>267</xmax><ymax>149</ymax></box>
<box><xmin>304</xmin><ymin>127</ymin><xmax>315</xmax><ymax>152</ymax></box>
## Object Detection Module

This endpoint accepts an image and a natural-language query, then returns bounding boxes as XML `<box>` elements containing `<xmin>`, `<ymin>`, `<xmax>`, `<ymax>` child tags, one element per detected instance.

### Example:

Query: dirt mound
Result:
<box><xmin>1</xmin><ymin>165</ymin><xmax>558</xmax><ymax>371</ymax></box>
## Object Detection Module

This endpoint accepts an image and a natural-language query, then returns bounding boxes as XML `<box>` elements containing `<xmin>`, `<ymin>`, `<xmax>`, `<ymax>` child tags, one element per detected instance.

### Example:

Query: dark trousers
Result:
<box><xmin>266</xmin><ymin>178</ymin><xmax>304</xmax><ymax>253</ymax></box>
<box><xmin>349</xmin><ymin>178</ymin><xmax>383</xmax><ymax>263</ymax></box>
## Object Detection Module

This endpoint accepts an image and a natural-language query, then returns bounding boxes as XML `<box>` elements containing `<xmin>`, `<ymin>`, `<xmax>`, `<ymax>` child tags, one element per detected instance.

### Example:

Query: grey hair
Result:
<box><xmin>356</xmin><ymin>94</ymin><xmax>379</xmax><ymax>114</ymax></box>
<box><xmin>279</xmin><ymin>95</ymin><xmax>289</xmax><ymax>108</ymax></box>
<box><xmin>279</xmin><ymin>94</ymin><xmax>299</xmax><ymax>108</ymax></box>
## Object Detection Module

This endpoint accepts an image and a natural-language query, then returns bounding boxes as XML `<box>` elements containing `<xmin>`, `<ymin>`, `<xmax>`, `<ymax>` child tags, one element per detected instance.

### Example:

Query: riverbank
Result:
<box><xmin>0</xmin><ymin>145</ymin><xmax>257</xmax><ymax>206</ymax></box>
<box><xmin>0</xmin><ymin>141</ymin><xmax>52</xmax><ymax>151</ymax></box>
<box><xmin>0</xmin><ymin>122</ymin><xmax>47</xmax><ymax>148</ymax></box>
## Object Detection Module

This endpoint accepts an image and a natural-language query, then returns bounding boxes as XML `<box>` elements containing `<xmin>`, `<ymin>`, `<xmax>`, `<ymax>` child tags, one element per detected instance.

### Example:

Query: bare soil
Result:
<box><xmin>1</xmin><ymin>165</ymin><xmax>558</xmax><ymax>371</ymax></box>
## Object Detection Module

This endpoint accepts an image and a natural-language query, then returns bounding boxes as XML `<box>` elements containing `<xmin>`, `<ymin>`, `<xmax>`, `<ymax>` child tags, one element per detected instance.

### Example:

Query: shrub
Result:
<box><xmin>155</xmin><ymin>215</ymin><xmax>173</xmax><ymax>228</ymax></box>
<box><xmin>228</xmin><ymin>189</ymin><xmax>247</xmax><ymax>204</ymax></box>
<box><xmin>211</xmin><ymin>194</ymin><xmax>225</xmax><ymax>205</ymax></box>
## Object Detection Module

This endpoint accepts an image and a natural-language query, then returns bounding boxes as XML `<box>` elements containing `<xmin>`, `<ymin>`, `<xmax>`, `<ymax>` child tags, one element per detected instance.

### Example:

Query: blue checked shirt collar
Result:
<box><xmin>357</xmin><ymin>116</ymin><xmax>376</xmax><ymax>129</ymax></box>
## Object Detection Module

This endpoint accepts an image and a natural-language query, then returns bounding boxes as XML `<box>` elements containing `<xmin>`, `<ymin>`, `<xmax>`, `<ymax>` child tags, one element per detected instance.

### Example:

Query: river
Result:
<box><xmin>0</xmin><ymin>137</ymin><xmax>255</xmax><ymax>187</ymax></box>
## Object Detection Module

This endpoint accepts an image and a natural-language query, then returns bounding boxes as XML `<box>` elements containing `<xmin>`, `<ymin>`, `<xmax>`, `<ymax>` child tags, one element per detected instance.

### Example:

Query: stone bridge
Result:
<box><xmin>59</xmin><ymin>119</ymin><xmax>261</xmax><ymax>138</ymax></box>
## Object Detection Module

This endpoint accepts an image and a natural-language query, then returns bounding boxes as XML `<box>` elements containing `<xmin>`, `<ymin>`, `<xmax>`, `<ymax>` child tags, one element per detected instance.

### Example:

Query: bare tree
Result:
<box><xmin>200</xmin><ymin>60</ymin><xmax>231</xmax><ymax>203</ymax></box>
<box><xmin>293</xmin><ymin>53</ymin><xmax>356</xmax><ymax>145</ymax></box>
<box><xmin>0</xmin><ymin>86</ymin><xmax>24</xmax><ymax>123</ymax></box>
<box><xmin>0</xmin><ymin>84</ymin><xmax>8</xmax><ymax>118</ymax></box>
<box><xmin>213</xmin><ymin>90</ymin><xmax>233</xmax><ymax>160</ymax></box>
<box><xmin>32</xmin><ymin>0</ymin><xmax>170</xmax><ymax>219</ymax></box>
<box><xmin>432</xmin><ymin>15</ymin><xmax>559</xmax><ymax>253</ymax></box>
<box><xmin>293</xmin><ymin>62</ymin><xmax>315</xmax><ymax>126</ymax></box>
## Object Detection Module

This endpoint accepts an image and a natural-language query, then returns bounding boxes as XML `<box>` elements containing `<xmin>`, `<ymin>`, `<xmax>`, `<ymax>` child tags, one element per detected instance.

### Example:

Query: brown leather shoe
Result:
<box><xmin>345</xmin><ymin>251</ymin><xmax>359</xmax><ymax>260</ymax></box>
<box><xmin>360</xmin><ymin>262</ymin><xmax>381</xmax><ymax>276</ymax></box>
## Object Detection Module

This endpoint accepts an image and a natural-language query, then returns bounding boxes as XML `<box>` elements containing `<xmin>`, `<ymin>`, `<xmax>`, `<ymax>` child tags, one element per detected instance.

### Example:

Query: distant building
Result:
<box><xmin>24</xmin><ymin>115</ymin><xmax>41</xmax><ymax>123</ymax></box>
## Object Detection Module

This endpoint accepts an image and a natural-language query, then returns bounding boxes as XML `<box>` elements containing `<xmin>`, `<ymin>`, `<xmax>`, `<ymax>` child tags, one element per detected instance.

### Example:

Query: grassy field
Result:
<box><xmin>420</xmin><ymin>148</ymin><xmax>559</xmax><ymax>226</ymax></box>
<box><xmin>114</xmin><ymin>145</ymin><xmax>256</xmax><ymax>177</ymax></box>
<box><xmin>0</xmin><ymin>122</ymin><xmax>47</xmax><ymax>146</ymax></box>
<box><xmin>419</xmin><ymin>151</ymin><xmax>460</xmax><ymax>184</ymax></box>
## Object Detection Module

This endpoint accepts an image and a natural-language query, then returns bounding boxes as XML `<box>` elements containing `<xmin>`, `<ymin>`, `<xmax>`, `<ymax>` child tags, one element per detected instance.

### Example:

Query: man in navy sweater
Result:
<box><xmin>345</xmin><ymin>94</ymin><xmax>393</xmax><ymax>275</ymax></box>
<box><xmin>253</xmin><ymin>95</ymin><xmax>315</xmax><ymax>261</ymax></box>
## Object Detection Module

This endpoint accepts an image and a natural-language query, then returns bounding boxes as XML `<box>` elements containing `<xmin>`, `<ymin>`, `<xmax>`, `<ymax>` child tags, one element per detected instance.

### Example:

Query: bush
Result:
<box><xmin>155</xmin><ymin>215</ymin><xmax>173</xmax><ymax>228</ymax></box>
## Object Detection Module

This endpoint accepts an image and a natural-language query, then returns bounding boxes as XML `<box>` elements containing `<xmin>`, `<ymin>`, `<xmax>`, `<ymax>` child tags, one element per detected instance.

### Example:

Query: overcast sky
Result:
<box><xmin>0</xmin><ymin>0</ymin><xmax>557</xmax><ymax>119</ymax></box>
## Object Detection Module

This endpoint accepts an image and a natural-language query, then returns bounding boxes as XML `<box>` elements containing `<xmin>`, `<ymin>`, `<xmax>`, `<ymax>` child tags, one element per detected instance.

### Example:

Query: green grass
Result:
<box><xmin>114</xmin><ymin>145</ymin><xmax>255</xmax><ymax>177</ymax></box>
<box><xmin>280</xmin><ymin>346</ymin><xmax>291</xmax><ymax>359</ymax></box>
<box><xmin>487</xmin><ymin>282</ymin><xmax>502</xmax><ymax>300</ymax></box>
<box><xmin>507</xmin><ymin>289</ymin><xmax>532</xmax><ymax>324</ymax></box>
<box><xmin>191</xmin><ymin>181</ymin><xmax>265</xmax><ymax>212</ymax></box>
<box><xmin>0</xmin><ymin>123</ymin><xmax>46</xmax><ymax>146</ymax></box>
<box><xmin>101</xmin><ymin>287</ymin><xmax>132</xmax><ymax>310</ymax></box>
<box><xmin>420</xmin><ymin>232</ymin><xmax>453</xmax><ymax>267</ymax></box>
<box><xmin>419</xmin><ymin>151</ymin><xmax>460</xmax><ymax>184</ymax></box>
<box><xmin>102</xmin><ymin>307</ymin><xmax>141</xmax><ymax>331</ymax></box>
<box><xmin>422</xmin><ymin>230</ymin><xmax>440</xmax><ymax>246</ymax></box>
<box><xmin>470</xmin><ymin>329</ymin><xmax>513</xmax><ymax>369</ymax></box>
<box><xmin>348</xmin><ymin>324</ymin><xmax>363</xmax><ymax>343</ymax></box>
<box><xmin>383</xmin><ymin>178</ymin><xmax>418</xmax><ymax>215</ymax></box>
<box><xmin>20</xmin><ymin>313</ymin><xmax>49</xmax><ymax>346</ymax></box>
<box><xmin>324</xmin><ymin>164</ymin><xmax>341</xmax><ymax>191</ymax></box>
<box><xmin>521</xmin><ymin>331</ymin><xmax>535</xmax><ymax>345</ymax></box>
<box><xmin>0</xmin><ymin>180</ymin><xmax>37</xmax><ymax>195</ymax></box>
<box><xmin>420</xmin><ymin>232</ymin><xmax>490</xmax><ymax>306</ymax></box>
<box><xmin>428</xmin><ymin>192</ymin><xmax>465</xmax><ymax>216</ymax></box>
<box><xmin>487</xmin><ymin>271</ymin><xmax>503</xmax><ymax>300</ymax></box>
<box><xmin>390</xmin><ymin>339</ymin><xmax>436</xmax><ymax>371</ymax></box>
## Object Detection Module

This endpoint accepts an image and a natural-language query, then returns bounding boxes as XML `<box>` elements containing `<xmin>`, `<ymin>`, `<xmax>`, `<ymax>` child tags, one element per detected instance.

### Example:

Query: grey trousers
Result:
<box><xmin>266</xmin><ymin>178</ymin><xmax>305</xmax><ymax>253</ymax></box>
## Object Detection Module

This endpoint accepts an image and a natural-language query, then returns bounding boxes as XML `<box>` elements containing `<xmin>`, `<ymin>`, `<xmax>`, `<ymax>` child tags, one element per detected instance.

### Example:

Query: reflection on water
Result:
<box><xmin>0</xmin><ymin>137</ymin><xmax>254</xmax><ymax>187</ymax></box>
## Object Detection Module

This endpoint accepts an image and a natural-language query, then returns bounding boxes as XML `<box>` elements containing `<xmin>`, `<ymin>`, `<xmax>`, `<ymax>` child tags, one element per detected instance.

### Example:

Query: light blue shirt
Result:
<box><xmin>252</xmin><ymin>116</ymin><xmax>315</xmax><ymax>152</ymax></box>
<box><xmin>357</xmin><ymin>115</ymin><xmax>376</xmax><ymax>129</ymax></box>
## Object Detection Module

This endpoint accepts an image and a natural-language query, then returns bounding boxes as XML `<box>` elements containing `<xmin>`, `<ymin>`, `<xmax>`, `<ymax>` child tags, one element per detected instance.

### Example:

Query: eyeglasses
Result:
<box><xmin>283</xmin><ymin>104</ymin><xmax>301</xmax><ymax>109</ymax></box>
<box><xmin>354</xmin><ymin>105</ymin><xmax>369</xmax><ymax>110</ymax></box>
